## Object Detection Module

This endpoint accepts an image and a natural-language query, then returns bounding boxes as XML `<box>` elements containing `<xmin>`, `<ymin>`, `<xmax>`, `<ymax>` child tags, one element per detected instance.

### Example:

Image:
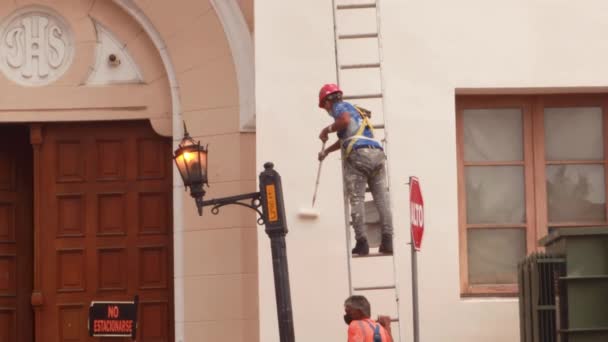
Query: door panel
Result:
<box><xmin>0</xmin><ymin>126</ymin><xmax>33</xmax><ymax>342</ymax></box>
<box><xmin>38</xmin><ymin>121</ymin><xmax>173</xmax><ymax>341</ymax></box>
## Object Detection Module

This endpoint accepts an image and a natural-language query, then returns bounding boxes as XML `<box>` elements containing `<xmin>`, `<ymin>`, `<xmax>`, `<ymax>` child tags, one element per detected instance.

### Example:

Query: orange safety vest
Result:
<box><xmin>347</xmin><ymin>318</ymin><xmax>392</xmax><ymax>342</ymax></box>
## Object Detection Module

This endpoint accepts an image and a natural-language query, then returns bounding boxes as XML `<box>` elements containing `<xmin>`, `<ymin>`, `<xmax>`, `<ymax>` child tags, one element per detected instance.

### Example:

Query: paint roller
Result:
<box><xmin>298</xmin><ymin>141</ymin><xmax>326</xmax><ymax>219</ymax></box>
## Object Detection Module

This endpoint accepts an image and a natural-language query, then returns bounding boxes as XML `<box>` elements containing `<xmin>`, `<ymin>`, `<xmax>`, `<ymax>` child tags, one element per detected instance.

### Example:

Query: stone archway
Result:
<box><xmin>0</xmin><ymin>0</ymin><xmax>257</xmax><ymax>340</ymax></box>
<box><xmin>0</xmin><ymin>1</ymin><xmax>176</xmax><ymax>341</ymax></box>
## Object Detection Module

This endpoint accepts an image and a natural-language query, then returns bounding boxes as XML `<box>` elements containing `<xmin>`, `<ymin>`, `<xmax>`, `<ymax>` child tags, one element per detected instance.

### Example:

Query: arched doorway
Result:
<box><xmin>0</xmin><ymin>1</ymin><xmax>175</xmax><ymax>340</ymax></box>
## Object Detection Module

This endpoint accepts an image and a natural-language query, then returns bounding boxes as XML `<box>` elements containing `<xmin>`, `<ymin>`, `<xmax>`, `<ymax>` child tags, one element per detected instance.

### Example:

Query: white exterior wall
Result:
<box><xmin>256</xmin><ymin>1</ymin><xmax>608</xmax><ymax>341</ymax></box>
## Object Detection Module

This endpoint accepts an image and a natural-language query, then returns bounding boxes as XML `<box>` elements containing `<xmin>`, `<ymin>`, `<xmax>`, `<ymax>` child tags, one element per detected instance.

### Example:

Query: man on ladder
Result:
<box><xmin>317</xmin><ymin>83</ymin><xmax>393</xmax><ymax>255</ymax></box>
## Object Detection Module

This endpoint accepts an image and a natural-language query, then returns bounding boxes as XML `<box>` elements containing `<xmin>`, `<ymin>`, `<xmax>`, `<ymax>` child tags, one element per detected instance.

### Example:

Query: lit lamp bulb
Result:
<box><xmin>183</xmin><ymin>151</ymin><xmax>194</xmax><ymax>162</ymax></box>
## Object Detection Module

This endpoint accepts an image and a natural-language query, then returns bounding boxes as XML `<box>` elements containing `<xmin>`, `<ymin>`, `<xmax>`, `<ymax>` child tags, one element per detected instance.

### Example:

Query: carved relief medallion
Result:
<box><xmin>0</xmin><ymin>7</ymin><xmax>74</xmax><ymax>86</ymax></box>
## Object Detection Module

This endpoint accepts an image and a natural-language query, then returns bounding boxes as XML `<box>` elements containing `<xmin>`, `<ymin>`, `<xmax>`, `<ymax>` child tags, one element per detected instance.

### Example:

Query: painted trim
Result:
<box><xmin>110</xmin><ymin>2</ymin><xmax>185</xmax><ymax>342</ymax></box>
<box><xmin>210</xmin><ymin>0</ymin><xmax>256</xmax><ymax>132</ymax></box>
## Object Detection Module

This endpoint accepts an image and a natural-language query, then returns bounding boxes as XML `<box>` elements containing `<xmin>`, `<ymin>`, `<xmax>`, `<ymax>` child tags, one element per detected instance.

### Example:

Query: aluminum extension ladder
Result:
<box><xmin>331</xmin><ymin>1</ymin><xmax>402</xmax><ymax>341</ymax></box>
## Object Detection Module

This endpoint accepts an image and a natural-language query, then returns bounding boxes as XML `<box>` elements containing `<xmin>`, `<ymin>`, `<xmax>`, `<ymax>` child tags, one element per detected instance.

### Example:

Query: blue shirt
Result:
<box><xmin>330</xmin><ymin>101</ymin><xmax>382</xmax><ymax>150</ymax></box>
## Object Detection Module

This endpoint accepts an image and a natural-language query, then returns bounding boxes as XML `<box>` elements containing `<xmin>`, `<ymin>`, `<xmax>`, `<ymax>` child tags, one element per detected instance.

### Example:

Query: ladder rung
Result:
<box><xmin>339</xmin><ymin>33</ymin><xmax>378</xmax><ymax>39</ymax></box>
<box><xmin>340</xmin><ymin>63</ymin><xmax>381</xmax><ymax>70</ymax></box>
<box><xmin>354</xmin><ymin>285</ymin><xmax>396</xmax><ymax>291</ymax></box>
<box><xmin>352</xmin><ymin>252</ymin><xmax>392</xmax><ymax>258</ymax></box>
<box><xmin>343</xmin><ymin>93</ymin><xmax>383</xmax><ymax>100</ymax></box>
<box><xmin>337</xmin><ymin>3</ymin><xmax>377</xmax><ymax>10</ymax></box>
<box><xmin>373</xmin><ymin>124</ymin><xmax>384</xmax><ymax>129</ymax></box>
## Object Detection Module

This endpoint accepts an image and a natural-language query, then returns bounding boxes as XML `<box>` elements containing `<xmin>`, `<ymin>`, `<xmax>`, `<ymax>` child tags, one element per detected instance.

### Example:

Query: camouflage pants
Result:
<box><xmin>344</xmin><ymin>148</ymin><xmax>393</xmax><ymax>241</ymax></box>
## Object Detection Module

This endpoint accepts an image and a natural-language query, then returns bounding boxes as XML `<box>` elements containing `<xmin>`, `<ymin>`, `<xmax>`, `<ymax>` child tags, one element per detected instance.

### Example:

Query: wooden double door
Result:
<box><xmin>0</xmin><ymin>121</ymin><xmax>174</xmax><ymax>341</ymax></box>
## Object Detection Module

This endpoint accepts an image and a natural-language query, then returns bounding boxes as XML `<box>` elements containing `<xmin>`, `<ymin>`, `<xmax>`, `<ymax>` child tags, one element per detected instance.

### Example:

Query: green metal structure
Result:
<box><xmin>540</xmin><ymin>228</ymin><xmax>608</xmax><ymax>342</ymax></box>
<box><xmin>518</xmin><ymin>253</ymin><xmax>565</xmax><ymax>342</ymax></box>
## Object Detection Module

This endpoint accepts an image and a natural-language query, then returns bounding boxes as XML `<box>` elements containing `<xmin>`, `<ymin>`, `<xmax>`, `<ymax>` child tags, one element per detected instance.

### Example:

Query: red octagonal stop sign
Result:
<box><xmin>409</xmin><ymin>176</ymin><xmax>424</xmax><ymax>251</ymax></box>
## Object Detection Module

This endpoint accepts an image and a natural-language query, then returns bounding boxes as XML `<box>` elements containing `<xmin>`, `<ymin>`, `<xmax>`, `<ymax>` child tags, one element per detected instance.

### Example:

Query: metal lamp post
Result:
<box><xmin>173</xmin><ymin>124</ymin><xmax>295</xmax><ymax>342</ymax></box>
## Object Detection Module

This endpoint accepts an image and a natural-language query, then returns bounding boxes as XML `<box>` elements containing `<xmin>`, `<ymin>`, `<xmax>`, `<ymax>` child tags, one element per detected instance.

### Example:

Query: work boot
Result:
<box><xmin>352</xmin><ymin>238</ymin><xmax>369</xmax><ymax>256</ymax></box>
<box><xmin>378</xmin><ymin>234</ymin><xmax>393</xmax><ymax>254</ymax></box>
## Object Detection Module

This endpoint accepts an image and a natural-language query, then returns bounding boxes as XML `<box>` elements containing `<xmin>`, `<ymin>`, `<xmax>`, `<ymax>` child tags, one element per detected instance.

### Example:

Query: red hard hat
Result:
<box><xmin>318</xmin><ymin>83</ymin><xmax>342</xmax><ymax>108</ymax></box>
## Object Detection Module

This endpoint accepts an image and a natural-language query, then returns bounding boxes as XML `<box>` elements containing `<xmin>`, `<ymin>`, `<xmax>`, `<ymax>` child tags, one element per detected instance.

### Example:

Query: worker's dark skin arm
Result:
<box><xmin>318</xmin><ymin>140</ymin><xmax>340</xmax><ymax>161</ymax></box>
<box><xmin>318</xmin><ymin>112</ymin><xmax>349</xmax><ymax>161</ymax></box>
<box><xmin>319</xmin><ymin>112</ymin><xmax>350</xmax><ymax>142</ymax></box>
<box><xmin>377</xmin><ymin>315</ymin><xmax>393</xmax><ymax>341</ymax></box>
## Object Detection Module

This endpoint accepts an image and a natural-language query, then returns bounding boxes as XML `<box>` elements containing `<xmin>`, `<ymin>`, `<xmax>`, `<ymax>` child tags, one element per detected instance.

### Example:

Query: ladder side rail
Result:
<box><xmin>342</xmin><ymin>161</ymin><xmax>355</xmax><ymax>295</ymax></box>
<box><xmin>365</xmin><ymin>1</ymin><xmax>403</xmax><ymax>339</ymax></box>
<box><xmin>332</xmin><ymin>0</ymin><xmax>356</xmax><ymax>296</ymax></box>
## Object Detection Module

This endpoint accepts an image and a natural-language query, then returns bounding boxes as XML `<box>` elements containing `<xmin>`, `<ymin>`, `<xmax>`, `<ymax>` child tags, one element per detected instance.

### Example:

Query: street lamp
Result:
<box><xmin>173</xmin><ymin>123</ymin><xmax>296</xmax><ymax>342</ymax></box>
<box><xmin>173</xmin><ymin>123</ymin><xmax>208</xmax><ymax>216</ymax></box>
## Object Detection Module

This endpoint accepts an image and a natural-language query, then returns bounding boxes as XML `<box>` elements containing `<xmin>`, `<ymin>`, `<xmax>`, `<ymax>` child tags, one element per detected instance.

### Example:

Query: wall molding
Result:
<box><xmin>210</xmin><ymin>0</ymin><xmax>255</xmax><ymax>131</ymax></box>
<box><xmin>110</xmin><ymin>2</ymin><xmax>185</xmax><ymax>342</ymax></box>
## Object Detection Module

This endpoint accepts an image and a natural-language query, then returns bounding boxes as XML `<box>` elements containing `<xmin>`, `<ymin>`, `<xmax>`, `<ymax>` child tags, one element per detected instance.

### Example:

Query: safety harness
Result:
<box><xmin>342</xmin><ymin>105</ymin><xmax>380</xmax><ymax>158</ymax></box>
<box><xmin>356</xmin><ymin>319</ymin><xmax>384</xmax><ymax>342</ymax></box>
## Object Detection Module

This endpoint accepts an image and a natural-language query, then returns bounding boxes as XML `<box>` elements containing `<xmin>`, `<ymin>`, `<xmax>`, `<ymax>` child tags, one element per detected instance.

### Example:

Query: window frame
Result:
<box><xmin>535</xmin><ymin>95</ymin><xmax>608</xmax><ymax>231</ymax></box>
<box><xmin>456</xmin><ymin>94</ymin><xmax>608</xmax><ymax>297</ymax></box>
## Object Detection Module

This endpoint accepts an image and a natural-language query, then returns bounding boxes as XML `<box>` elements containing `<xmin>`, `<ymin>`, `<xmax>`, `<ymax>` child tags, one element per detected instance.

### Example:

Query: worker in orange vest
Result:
<box><xmin>344</xmin><ymin>295</ymin><xmax>393</xmax><ymax>342</ymax></box>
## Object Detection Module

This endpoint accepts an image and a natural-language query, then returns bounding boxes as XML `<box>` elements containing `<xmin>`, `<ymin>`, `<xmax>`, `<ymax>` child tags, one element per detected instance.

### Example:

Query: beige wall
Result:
<box><xmin>0</xmin><ymin>0</ymin><xmax>170</xmax><ymax>129</ymax></box>
<box><xmin>256</xmin><ymin>0</ymin><xmax>608</xmax><ymax>341</ymax></box>
<box><xmin>0</xmin><ymin>1</ymin><xmax>257</xmax><ymax>341</ymax></box>
<box><xmin>256</xmin><ymin>1</ymin><xmax>349</xmax><ymax>341</ymax></box>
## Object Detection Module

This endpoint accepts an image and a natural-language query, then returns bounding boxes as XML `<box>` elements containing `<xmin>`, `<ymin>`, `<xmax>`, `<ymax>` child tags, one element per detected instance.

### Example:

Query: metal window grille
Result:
<box><xmin>518</xmin><ymin>253</ymin><xmax>566</xmax><ymax>342</ymax></box>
